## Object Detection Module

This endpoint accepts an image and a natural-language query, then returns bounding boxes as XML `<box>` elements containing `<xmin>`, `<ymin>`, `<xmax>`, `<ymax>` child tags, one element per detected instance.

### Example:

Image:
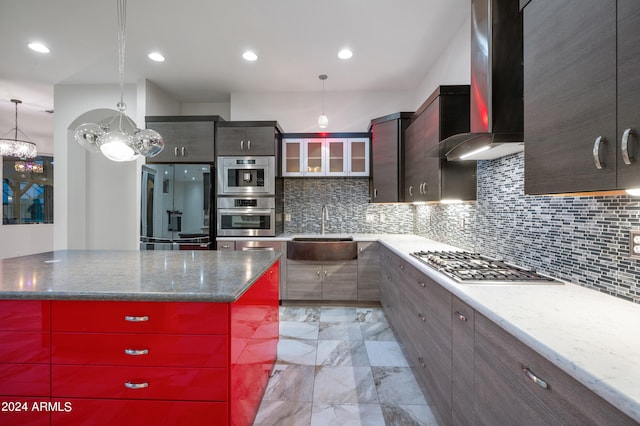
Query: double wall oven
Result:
<box><xmin>216</xmin><ymin>156</ymin><xmax>280</xmax><ymax>237</ymax></box>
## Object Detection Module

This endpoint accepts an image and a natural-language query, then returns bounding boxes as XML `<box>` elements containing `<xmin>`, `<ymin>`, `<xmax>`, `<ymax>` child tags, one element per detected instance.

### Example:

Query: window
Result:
<box><xmin>2</xmin><ymin>156</ymin><xmax>54</xmax><ymax>224</ymax></box>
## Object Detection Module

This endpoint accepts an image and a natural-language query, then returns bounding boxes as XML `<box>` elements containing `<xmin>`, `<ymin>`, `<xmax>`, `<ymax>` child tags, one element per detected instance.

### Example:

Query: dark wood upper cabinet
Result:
<box><xmin>404</xmin><ymin>85</ymin><xmax>475</xmax><ymax>202</ymax></box>
<box><xmin>145</xmin><ymin>116</ymin><xmax>219</xmax><ymax>164</ymax></box>
<box><xmin>369</xmin><ymin>113</ymin><xmax>411</xmax><ymax>203</ymax></box>
<box><xmin>616</xmin><ymin>0</ymin><xmax>640</xmax><ymax>189</ymax></box>
<box><xmin>216</xmin><ymin>122</ymin><xmax>281</xmax><ymax>156</ymax></box>
<box><xmin>523</xmin><ymin>0</ymin><xmax>640</xmax><ymax>194</ymax></box>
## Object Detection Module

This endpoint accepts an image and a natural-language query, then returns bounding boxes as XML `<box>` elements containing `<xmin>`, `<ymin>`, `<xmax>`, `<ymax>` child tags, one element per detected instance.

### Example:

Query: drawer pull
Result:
<box><xmin>124</xmin><ymin>381</ymin><xmax>149</xmax><ymax>390</ymax></box>
<box><xmin>455</xmin><ymin>311</ymin><xmax>467</xmax><ymax>322</ymax></box>
<box><xmin>124</xmin><ymin>315</ymin><xmax>149</xmax><ymax>322</ymax></box>
<box><xmin>418</xmin><ymin>281</ymin><xmax>426</xmax><ymax>288</ymax></box>
<box><xmin>523</xmin><ymin>367</ymin><xmax>549</xmax><ymax>390</ymax></box>
<box><xmin>417</xmin><ymin>313</ymin><xmax>426</xmax><ymax>322</ymax></box>
<box><xmin>124</xmin><ymin>348</ymin><xmax>149</xmax><ymax>356</ymax></box>
<box><xmin>418</xmin><ymin>357</ymin><xmax>426</xmax><ymax>368</ymax></box>
<box><xmin>399</xmin><ymin>265</ymin><xmax>404</xmax><ymax>270</ymax></box>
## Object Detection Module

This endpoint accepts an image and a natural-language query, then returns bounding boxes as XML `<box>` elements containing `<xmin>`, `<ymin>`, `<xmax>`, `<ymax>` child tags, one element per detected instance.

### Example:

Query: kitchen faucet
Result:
<box><xmin>321</xmin><ymin>204</ymin><xmax>329</xmax><ymax>235</ymax></box>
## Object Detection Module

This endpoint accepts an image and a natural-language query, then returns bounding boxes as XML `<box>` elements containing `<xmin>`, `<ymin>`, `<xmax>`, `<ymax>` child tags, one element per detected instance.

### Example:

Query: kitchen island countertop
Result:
<box><xmin>0</xmin><ymin>250</ymin><xmax>281</xmax><ymax>302</ymax></box>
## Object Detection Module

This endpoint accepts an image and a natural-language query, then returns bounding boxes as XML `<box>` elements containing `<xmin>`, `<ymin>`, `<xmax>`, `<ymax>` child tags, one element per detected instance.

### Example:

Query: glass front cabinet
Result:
<box><xmin>282</xmin><ymin>138</ymin><xmax>369</xmax><ymax>177</ymax></box>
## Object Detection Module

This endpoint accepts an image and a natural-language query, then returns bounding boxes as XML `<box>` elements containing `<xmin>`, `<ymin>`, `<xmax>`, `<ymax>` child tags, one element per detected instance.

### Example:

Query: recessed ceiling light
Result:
<box><xmin>242</xmin><ymin>51</ymin><xmax>258</xmax><ymax>61</ymax></box>
<box><xmin>28</xmin><ymin>42</ymin><xmax>50</xmax><ymax>53</ymax></box>
<box><xmin>148</xmin><ymin>52</ymin><xmax>165</xmax><ymax>62</ymax></box>
<box><xmin>338</xmin><ymin>48</ymin><xmax>353</xmax><ymax>60</ymax></box>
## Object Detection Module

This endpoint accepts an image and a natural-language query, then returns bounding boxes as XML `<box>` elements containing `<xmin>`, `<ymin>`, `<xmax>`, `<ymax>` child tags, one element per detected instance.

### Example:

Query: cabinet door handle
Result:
<box><xmin>324</xmin><ymin>270</ymin><xmax>327</xmax><ymax>278</ymax></box>
<box><xmin>422</xmin><ymin>182</ymin><xmax>427</xmax><ymax>194</ymax></box>
<box><xmin>181</xmin><ymin>146</ymin><xmax>186</xmax><ymax>157</ymax></box>
<box><xmin>417</xmin><ymin>313</ymin><xmax>426</xmax><ymax>322</ymax></box>
<box><xmin>124</xmin><ymin>348</ymin><xmax>149</xmax><ymax>356</ymax></box>
<box><xmin>174</xmin><ymin>147</ymin><xmax>179</xmax><ymax>157</ymax></box>
<box><xmin>124</xmin><ymin>315</ymin><xmax>149</xmax><ymax>322</ymax></box>
<box><xmin>454</xmin><ymin>311</ymin><xmax>467</xmax><ymax>322</ymax></box>
<box><xmin>373</xmin><ymin>188</ymin><xmax>378</xmax><ymax>199</ymax></box>
<box><xmin>592</xmin><ymin>136</ymin><xmax>605</xmax><ymax>169</ymax></box>
<box><xmin>247</xmin><ymin>140</ymin><xmax>251</xmax><ymax>151</ymax></box>
<box><xmin>240</xmin><ymin>140</ymin><xmax>244</xmax><ymax>151</ymax></box>
<box><xmin>409</xmin><ymin>185</ymin><xmax>414</xmax><ymax>196</ymax></box>
<box><xmin>418</xmin><ymin>281</ymin><xmax>426</xmax><ymax>288</ymax></box>
<box><xmin>124</xmin><ymin>381</ymin><xmax>149</xmax><ymax>390</ymax></box>
<box><xmin>418</xmin><ymin>357</ymin><xmax>426</xmax><ymax>368</ymax></box>
<box><xmin>220</xmin><ymin>245</ymin><xmax>231</xmax><ymax>249</ymax></box>
<box><xmin>399</xmin><ymin>264</ymin><xmax>404</xmax><ymax>270</ymax></box>
<box><xmin>522</xmin><ymin>367</ymin><xmax>549</xmax><ymax>390</ymax></box>
<box><xmin>622</xmin><ymin>128</ymin><xmax>634</xmax><ymax>165</ymax></box>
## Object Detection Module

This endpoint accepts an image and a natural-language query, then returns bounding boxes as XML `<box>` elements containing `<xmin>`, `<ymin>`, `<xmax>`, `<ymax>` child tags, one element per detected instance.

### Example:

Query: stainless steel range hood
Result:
<box><xmin>441</xmin><ymin>0</ymin><xmax>523</xmax><ymax>161</ymax></box>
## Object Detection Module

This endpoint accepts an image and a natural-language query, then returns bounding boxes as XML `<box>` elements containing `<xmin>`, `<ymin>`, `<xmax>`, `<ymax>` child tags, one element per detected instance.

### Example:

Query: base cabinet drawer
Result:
<box><xmin>0</xmin><ymin>300</ymin><xmax>50</xmax><ymax>331</ymax></box>
<box><xmin>52</xmin><ymin>333</ymin><xmax>228</xmax><ymax>367</ymax></box>
<box><xmin>0</xmin><ymin>398</ymin><xmax>51</xmax><ymax>426</ymax></box>
<box><xmin>0</xmin><ymin>331</ymin><xmax>50</xmax><ymax>363</ymax></box>
<box><xmin>52</xmin><ymin>301</ymin><xmax>229</xmax><ymax>334</ymax></box>
<box><xmin>52</xmin><ymin>365</ymin><xmax>228</xmax><ymax>401</ymax></box>
<box><xmin>51</xmin><ymin>398</ymin><xmax>228</xmax><ymax>426</ymax></box>
<box><xmin>474</xmin><ymin>313</ymin><xmax>636</xmax><ymax>426</ymax></box>
<box><xmin>0</xmin><ymin>364</ymin><xmax>50</xmax><ymax>397</ymax></box>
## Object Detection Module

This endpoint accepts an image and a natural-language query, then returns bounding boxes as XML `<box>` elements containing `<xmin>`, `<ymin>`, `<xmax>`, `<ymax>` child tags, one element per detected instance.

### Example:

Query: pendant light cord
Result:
<box><xmin>117</xmin><ymin>0</ymin><xmax>126</xmax><ymax>108</ymax></box>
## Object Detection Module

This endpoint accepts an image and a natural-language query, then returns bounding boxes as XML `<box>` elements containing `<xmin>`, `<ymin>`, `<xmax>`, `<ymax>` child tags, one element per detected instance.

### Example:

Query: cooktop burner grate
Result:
<box><xmin>410</xmin><ymin>251</ymin><xmax>563</xmax><ymax>284</ymax></box>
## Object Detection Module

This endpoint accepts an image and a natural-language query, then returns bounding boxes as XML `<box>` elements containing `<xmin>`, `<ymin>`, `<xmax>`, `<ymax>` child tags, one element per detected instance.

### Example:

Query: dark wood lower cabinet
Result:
<box><xmin>474</xmin><ymin>313</ymin><xmax>636</xmax><ymax>426</ymax></box>
<box><xmin>379</xmin><ymin>245</ymin><xmax>636</xmax><ymax>426</ymax></box>
<box><xmin>451</xmin><ymin>296</ymin><xmax>475</xmax><ymax>426</ymax></box>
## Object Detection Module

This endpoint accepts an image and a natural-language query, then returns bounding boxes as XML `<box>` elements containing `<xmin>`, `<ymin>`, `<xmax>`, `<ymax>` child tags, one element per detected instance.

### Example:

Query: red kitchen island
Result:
<box><xmin>0</xmin><ymin>250</ymin><xmax>280</xmax><ymax>426</ymax></box>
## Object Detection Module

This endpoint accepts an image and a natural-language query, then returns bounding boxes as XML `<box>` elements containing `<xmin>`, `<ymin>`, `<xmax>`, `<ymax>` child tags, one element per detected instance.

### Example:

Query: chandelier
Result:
<box><xmin>74</xmin><ymin>0</ymin><xmax>163</xmax><ymax>162</ymax></box>
<box><xmin>0</xmin><ymin>99</ymin><xmax>38</xmax><ymax>159</ymax></box>
<box><xmin>15</xmin><ymin>160</ymin><xmax>44</xmax><ymax>174</ymax></box>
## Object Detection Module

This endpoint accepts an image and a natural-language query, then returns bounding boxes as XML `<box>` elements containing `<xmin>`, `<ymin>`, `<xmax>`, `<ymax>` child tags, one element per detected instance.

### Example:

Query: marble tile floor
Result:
<box><xmin>254</xmin><ymin>306</ymin><xmax>440</xmax><ymax>426</ymax></box>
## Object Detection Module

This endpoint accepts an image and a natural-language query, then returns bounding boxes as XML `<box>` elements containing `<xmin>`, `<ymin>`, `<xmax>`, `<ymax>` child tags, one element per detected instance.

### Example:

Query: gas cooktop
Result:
<box><xmin>411</xmin><ymin>251</ymin><xmax>563</xmax><ymax>285</ymax></box>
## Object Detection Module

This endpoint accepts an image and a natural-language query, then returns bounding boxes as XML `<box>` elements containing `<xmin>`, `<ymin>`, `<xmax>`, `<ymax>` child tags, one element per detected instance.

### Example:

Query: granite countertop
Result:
<box><xmin>0</xmin><ymin>250</ymin><xmax>281</xmax><ymax>302</ymax></box>
<box><xmin>377</xmin><ymin>235</ymin><xmax>640</xmax><ymax>423</ymax></box>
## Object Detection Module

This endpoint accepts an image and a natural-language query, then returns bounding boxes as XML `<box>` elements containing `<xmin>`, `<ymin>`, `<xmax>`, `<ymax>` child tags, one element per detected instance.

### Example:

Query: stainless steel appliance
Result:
<box><xmin>140</xmin><ymin>164</ymin><xmax>213</xmax><ymax>250</ymax></box>
<box><xmin>217</xmin><ymin>156</ymin><xmax>275</xmax><ymax>196</ymax></box>
<box><xmin>217</xmin><ymin>197</ymin><xmax>277</xmax><ymax>237</ymax></box>
<box><xmin>411</xmin><ymin>251</ymin><xmax>563</xmax><ymax>284</ymax></box>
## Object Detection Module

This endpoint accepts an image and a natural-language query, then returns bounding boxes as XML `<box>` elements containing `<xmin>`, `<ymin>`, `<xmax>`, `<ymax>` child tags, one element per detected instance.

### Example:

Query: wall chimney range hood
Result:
<box><xmin>440</xmin><ymin>0</ymin><xmax>523</xmax><ymax>161</ymax></box>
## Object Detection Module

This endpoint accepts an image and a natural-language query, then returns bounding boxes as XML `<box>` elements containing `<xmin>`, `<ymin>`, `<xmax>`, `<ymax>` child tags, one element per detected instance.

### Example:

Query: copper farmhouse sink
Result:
<box><xmin>287</xmin><ymin>237</ymin><xmax>357</xmax><ymax>261</ymax></box>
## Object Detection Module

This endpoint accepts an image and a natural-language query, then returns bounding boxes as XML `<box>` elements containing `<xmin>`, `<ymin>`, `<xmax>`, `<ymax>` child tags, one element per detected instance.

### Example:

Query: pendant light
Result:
<box><xmin>0</xmin><ymin>99</ymin><xmax>38</xmax><ymax>159</ymax></box>
<box><xmin>74</xmin><ymin>0</ymin><xmax>164</xmax><ymax>162</ymax></box>
<box><xmin>318</xmin><ymin>74</ymin><xmax>328</xmax><ymax>128</ymax></box>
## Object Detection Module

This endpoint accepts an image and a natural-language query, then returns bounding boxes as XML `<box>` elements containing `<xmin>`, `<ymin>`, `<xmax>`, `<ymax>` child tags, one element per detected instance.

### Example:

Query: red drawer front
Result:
<box><xmin>0</xmin><ymin>398</ymin><xmax>51</xmax><ymax>426</ymax></box>
<box><xmin>0</xmin><ymin>363</ymin><xmax>50</xmax><ymax>396</ymax></box>
<box><xmin>52</xmin><ymin>365</ymin><xmax>228</xmax><ymax>401</ymax></box>
<box><xmin>52</xmin><ymin>332</ymin><xmax>228</xmax><ymax>367</ymax></box>
<box><xmin>51</xmin><ymin>399</ymin><xmax>228</xmax><ymax>426</ymax></box>
<box><xmin>0</xmin><ymin>300</ymin><xmax>50</xmax><ymax>331</ymax></box>
<box><xmin>0</xmin><ymin>331</ymin><xmax>50</xmax><ymax>363</ymax></box>
<box><xmin>52</xmin><ymin>300</ymin><xmax>229</xmax><ymax>334</ymax></box>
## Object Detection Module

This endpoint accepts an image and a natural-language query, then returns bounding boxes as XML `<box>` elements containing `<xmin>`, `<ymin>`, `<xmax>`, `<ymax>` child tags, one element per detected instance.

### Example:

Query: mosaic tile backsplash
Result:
<box><xmin>283</xmin><ymin>178</ymin><xmax>413</xmax><ymax>235</ymax></box>
<box><xmin>283</xmin><ymin>153</ymin><xmax>640</xmax><ymax>303</ymax></box>
<box><xmin>416</xmin><ymin>152</ymin><xmax>640</xmax><ymax>304</ymax></box>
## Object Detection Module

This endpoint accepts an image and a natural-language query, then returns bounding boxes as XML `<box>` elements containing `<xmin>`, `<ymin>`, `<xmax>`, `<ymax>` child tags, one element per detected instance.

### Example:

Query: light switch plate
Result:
<box><xmin>630</xmin><ymin>230</ymin><xmax>640</xmax><ymax>259</ymax></box>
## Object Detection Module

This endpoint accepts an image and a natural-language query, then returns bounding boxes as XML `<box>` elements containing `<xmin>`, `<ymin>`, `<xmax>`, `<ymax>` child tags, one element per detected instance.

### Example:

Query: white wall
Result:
<box><xmin>230</xmin><ymin>91</ymin><xmax>416</xmax><ymax>132</ymax></box>
<box><xmin>414</xmin><ymin>15</ymin><xmax>471</xmax><ymax>108</ymax></box>
<box><xmin>54</xmin><ymin>83</ymin><xmax>141</xmax><ymax>250</ymax></box>
<box><xmin>181</xmin><ymin>102</ymin><xmax>230</xmax><ymax>121</ymax></box>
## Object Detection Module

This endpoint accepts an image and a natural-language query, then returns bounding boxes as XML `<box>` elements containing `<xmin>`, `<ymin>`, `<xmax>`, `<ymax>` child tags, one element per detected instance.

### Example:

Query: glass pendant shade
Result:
<box><xmin>99</xmin><ymin>130</ymin><xmax>139</xmax><ymax>162</ymax></box>
<box><xmin>74</xmin><ymin>123</ymin><xmax>104</xmax><ymax>153</ymax></box>
<box><xmin>318</xmin><ymin>114</ymin><xmax>329</xmax><ymax>128</ymax></box>
<box><xmin>134</xmin><ymin>128</ymin><xmax>164</xmax><ymax>157</ymax></box>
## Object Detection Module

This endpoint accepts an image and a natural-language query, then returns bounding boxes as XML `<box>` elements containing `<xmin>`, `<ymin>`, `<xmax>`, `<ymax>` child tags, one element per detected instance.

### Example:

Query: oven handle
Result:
<box><xmin>218</xmin><ymin>209</ymin><xmax>273</xmax><ymax>215</ymax></box>
<box><xmin>241</xmin><ymin>247</ymin><xmax>275</xmax><ymax>251</ymax></box>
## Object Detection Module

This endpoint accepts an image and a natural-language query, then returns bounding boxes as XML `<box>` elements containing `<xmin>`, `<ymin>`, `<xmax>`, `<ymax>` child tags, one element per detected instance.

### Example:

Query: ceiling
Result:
<box><xmin>0</xmin><ymin>0</ymin><xmax>469</xmax><ymax>146</ymax></box>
